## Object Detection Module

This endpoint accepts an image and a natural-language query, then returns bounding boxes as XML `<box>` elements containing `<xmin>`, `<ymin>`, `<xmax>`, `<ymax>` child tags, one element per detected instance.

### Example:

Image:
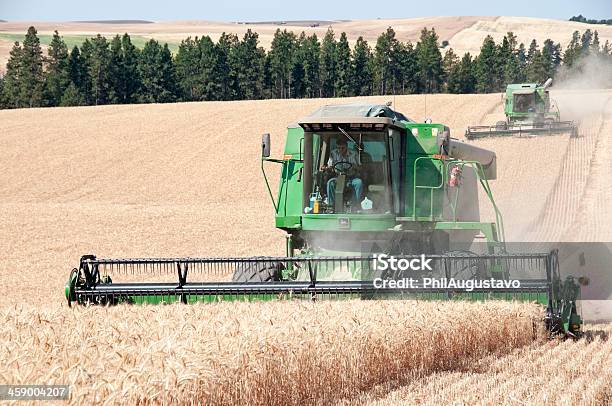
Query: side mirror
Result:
<box><xmin>262</xmin><ymin>133</ymin><xmax>271</xmax><ymax>158</ymax></box>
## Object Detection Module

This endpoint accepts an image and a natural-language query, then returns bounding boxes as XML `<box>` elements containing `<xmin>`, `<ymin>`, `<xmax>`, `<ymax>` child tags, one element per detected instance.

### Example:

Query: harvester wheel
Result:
<box><xmin>232</xmin><ymin>258</ymin><xmax>282</xmax><ymax>282</ymax></box>
<box><xmin>495</xmin><ymin>121</ymin><xmax>508</xmax><ymax>131</ymax></box>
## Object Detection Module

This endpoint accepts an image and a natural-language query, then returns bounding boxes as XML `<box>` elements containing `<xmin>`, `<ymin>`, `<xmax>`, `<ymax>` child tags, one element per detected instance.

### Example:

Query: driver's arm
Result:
<box><xmin>349</xmin><ymin>152</ymin><xmax>361</xmax><ymax>176</ymax></box>
<box><xmin>323</xmin><ymin>152</ymin><xmax>335</xmax><ymax>171</ymax></box>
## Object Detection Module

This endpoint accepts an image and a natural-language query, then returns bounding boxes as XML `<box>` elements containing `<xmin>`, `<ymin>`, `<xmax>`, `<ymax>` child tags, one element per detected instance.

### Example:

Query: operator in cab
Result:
<box><xmin>322</xmin><ymin>138</ymin><xmax>363</xmax><ymax>207</ymax></box>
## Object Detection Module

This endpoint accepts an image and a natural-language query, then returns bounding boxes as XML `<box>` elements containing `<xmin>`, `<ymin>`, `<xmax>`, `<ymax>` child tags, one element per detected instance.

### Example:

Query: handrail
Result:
<box><xmin>261</xmin><ymin>157</ymin><xmax>282</xmax><ymax>213</ymax></box>
<box><xmin>412</xmin><ymin>156</ymin><xmax>445</xmax><ymax>220</ymax></box>
<box><xmin>411</xmin><ymin>157</ymin><xmax>505</xmax><ymax>243</ymax></box>
<box><xmin>471</xmin><ymin>161</ymin><xmax>505</xmax><ymax>242</ymax></box>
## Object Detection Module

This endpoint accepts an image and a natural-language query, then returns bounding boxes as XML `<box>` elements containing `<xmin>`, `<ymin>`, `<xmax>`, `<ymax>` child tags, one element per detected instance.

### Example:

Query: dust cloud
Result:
<box><xmin>555</xmin><ymin>53</ymin><xmax>612</xmax><ymax>90</ymax></box>
<box><xmin>552</xmin><ymin>53</ymin><xmax>612</xmax><ymax>121</ymax></box>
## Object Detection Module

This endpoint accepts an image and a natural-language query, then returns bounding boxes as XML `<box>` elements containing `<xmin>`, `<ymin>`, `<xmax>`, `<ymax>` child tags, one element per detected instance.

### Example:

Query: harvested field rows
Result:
<box><xmin>0</xmin><ymin>301</ymin><xmax>543</xmax><ymax>404</ymax></box>
<box><xmin>355</xmin><ymin>323</ymin><xmax>612</xmax><ymax>405</ymax></box>
<box><xmin>520</xmin><ymin>93</ymin><xmax>612</xmax><ymax>241</ymax></box>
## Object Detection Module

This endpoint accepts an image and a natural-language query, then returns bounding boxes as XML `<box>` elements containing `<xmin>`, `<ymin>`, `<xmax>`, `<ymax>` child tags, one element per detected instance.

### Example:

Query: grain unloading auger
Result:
<box><xmin>66</xmin><ymin>103</ymin><xmax>584</xmax><ymax>336</ymax></box>
<box><xmin>466</xmin><ymin>78</ymin><xmax>578</xmax><ymax>139</ymax></box>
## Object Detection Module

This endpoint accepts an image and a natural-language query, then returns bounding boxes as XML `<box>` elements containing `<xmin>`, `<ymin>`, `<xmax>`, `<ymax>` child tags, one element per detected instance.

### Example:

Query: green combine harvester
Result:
<box><xmin>65</xmin><ymin>103</ymin><xmax>583</xmax><ymax>337</ymax></box>
<box><xmin>466</xmin><ymin>78</ymin><xmax>578</xmax><ymax>139</ymax></box>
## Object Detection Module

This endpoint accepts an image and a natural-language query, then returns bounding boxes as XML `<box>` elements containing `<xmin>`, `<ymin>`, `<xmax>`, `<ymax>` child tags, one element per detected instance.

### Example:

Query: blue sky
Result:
<box><xmin>0</xmin><ymin>0</ymin><xmax>610</xmax><ymax>21</ymax></box>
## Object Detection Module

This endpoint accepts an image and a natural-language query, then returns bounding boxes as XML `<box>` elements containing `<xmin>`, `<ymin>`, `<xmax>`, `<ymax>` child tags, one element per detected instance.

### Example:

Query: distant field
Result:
<box><xmin>2</xmin><ymin>16</ymin><xmax>611</xmax><ymax>54</ymax></box>
<box><xmin>1</xmin><ymin>16</ymin><xmax>611</xmax><ymax>75</ymax></box>
<box><xmin>0</xmin><ymin>32</ymin><xmax>179</xmax><ymax>52</ymax></box>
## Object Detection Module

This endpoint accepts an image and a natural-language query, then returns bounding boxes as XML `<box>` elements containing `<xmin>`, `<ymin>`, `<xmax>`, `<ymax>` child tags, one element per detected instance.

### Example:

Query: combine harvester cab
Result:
<box><xmin>466</xmin><ymin>78</ymin><xmax>578</xmax><ymax>139</ymax></box>
<box><xmin>66</xmin><ymin>103</ymin><xmax>583</xmax><ymax>337</ymax></box>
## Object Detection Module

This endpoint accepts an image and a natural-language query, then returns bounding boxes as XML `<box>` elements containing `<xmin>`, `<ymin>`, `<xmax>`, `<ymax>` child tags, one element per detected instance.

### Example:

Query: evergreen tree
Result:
<box><xmin>373</xmin><ymin>27</ymin><xmax>399</xmax><ymax>95</ymax></box>
<box><xmin>137</xmin><ymin>40</ymin><xmax>177</xmax><ymax>103</ymax></box>
<box><xmin>291</xmin><ymin>32</ymin><xmax>307</xmax><ymax>98</ymax></box>
<box><xmin>217</xmin><ymin>32</ymin><xmax>239</xmax><ymax>100</ymax></box>
<box><xmin>2</xmin><ymin>42</ymin><xmax>23</xmax><ymax>108</ymax></box>
<box><xmin>563</xmin><ymin>31</ymin><xmax>582</xmax><ymax>67</ymax></box>
<box><xmin>500</xmin><ymin>33</ymin><xmax>523</xmax><ymax>84</ymax></box>
<box><xmin>335</xmin><ymin>32</ymin><xmax>352</xmax><ymax>97</ymax></box>
<box><xmin>159</xmin><ymin>44</ymin><xmax>176</xmax><ymax>101</ymax></box>
<box><xmin>60</xmin><ymin>82</ymin><xmax>85</xmax><ymax>106</ymax></box>
<box><xmin>107</xmin><ymin>35</ymin><xmax>124</xmax><ymax>103</ymax></box>
<box><xmin>415</xmin><ymin>28</ymin><xmax>443</xmax><ymax>93</ymax></box>
<box><xmin>542</xmin><ymin>39</ymin><xmax>560</xmax><ymax>79</ymax></box>
<box><xmin>262</xmin><ymin>53</ymin><xmax>273</xmax><ymax>99</ymax></box>
<box><xmin>591</xmin><ymin>31</ymin><xmax>600</xmax><ymax>53</ymax></box>
<box><xmin>527</xmin><ymin>39</ymin><xmax>539</xmax><ymax>64</ymax></box>
<box><xmin>503</xmin><ymin>50</ymin><xmax>523</xmax><ymax>84</ymax></box>
<box><xmin>233</xmin><ymin>29</ymin><xmax>265</xmax><ymax>100</ymax></box>
<box><xmin>505</xmin><ymin>32</ymin><xmax>518</xmax><ymax>52</ymax></box>
<box><xmin>454</xmin><ymin>53</ymin><xmax>476</xmax><ymax>93</ymax></box>
<box><xmin>442</xmin><ymin>48</ymin><xmax>459</xmax><ymax>92</ymax></box>
<box><xmin>475</xmin><ymin>35</ymin><xmax>499</xmax><ymax>93</ymax></box>
<box><xmin>79</xmin><ymin>39</ymin><xmax>94</xmax><ymax>103</ymax></box>
<box><xmin>269</xmin><ymin>29</ymin><xmax>297</xmax><ymax>98</ymax></box>
<box><xmin>66</xmin><ymin>46</ymin><xmax>87</xmax><ymax>103</ymax></box>
<box><xmin>83</xmin><ymin>35</ymin><xmax>111</xmax><ymax>105</ymax></box>
<box><xmin>497</xmin><ymin>35</ymin><xmax>512</xmax><ymax>67</ymax></box>
<box><xmin>397</xmin><ymin>41</ymin><xmax>418</xmax><ymax>94</ymax></box>
<box><xmin>319</xmin><ymin>28</ymin><xmax>337</xmax><ymax>97</ymax></box>
<box><xmin>526</xmin><ymin>50</ymin><xmax>548</xmax><ymax>83</ymax></box>
<box><xmin>43</xmin><ymin>30</ymin><xmax>69</xmax><ymax>106</ymax></box>
<box><xmin>351</xmin><ymin>36</ymin><xmax>372</xmax><ymax>96</ymax></box>
<box><xmin>517</xmin><ymin>43</ymin><xmax>527</xmax><ymax>65</ymax></box>
<box><xmin>445</xmin><ymin>62</ymin><xmax>461</xmax><ymax>93</ymax></box>
<box><xmin>580</xmin><ymin>29</ymin><xmax>593</xmax><ymax>54</ymax></box>
<box><xmin>120</xmin><ymin>33</ymin><xmax>140</xmax><ymax>103</ymax></box>
<box><xmin>175</xmin><ymin>37</ymin><xmax>203</xmax><ymax>100</ymax></box>
<box><xmin>20</xmin><ymin>26</ymin><xmax>45</xmax><ymax>107</ymax></box>
<box><xmin>106</xmin><ymin>34</ymin><xmax>140</xmax><ymax>104</ymax></box>
<box><xmin>198</xmin><ymin>36</ymin><xmax>224</xmax><ymax>100</ymax></box>
<box><xmin>302</xmin><ymin>34</ymin><xmax>321</xmax><ymax>98</ymax></box>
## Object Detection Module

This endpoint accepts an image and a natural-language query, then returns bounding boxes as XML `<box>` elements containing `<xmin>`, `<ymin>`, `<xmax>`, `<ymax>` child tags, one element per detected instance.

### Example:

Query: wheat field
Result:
<box><xmin>0</xmin><ymin>301</ymin><xmax>548</xmax><ymax>404</ymax></box>
<box><xmin>353</xmin><ymin>322</ymin><xmax>612</xmax><ymax>405</ymax></box>
<box><xmin>0</xmin><ymin>92</ymin><xmax>611</xmax><ymax>403</ymax></box>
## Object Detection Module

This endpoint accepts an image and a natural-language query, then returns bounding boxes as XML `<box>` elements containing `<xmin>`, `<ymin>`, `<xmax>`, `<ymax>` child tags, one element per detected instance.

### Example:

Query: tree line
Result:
<box><xmin>0</xmin><ymin>25</ymin><xmax>610</xmax><ymax>109</ymax></box>
<box><xmin>569</xmin><ymin>15</ymin><xmax>612</xmax><ymax>25</ymax></box>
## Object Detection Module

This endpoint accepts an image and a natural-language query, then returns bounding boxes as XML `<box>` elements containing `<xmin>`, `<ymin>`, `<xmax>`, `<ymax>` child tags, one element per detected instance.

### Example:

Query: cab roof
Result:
<box><xmin>300</xmin><ymin>102</ymin><xmax>414</xmax><ymax>123</ymax></box>
<box><xmin>507</xmin><ymin>83</ymin><xmax>538</xmax><ymax>90</ymax></box>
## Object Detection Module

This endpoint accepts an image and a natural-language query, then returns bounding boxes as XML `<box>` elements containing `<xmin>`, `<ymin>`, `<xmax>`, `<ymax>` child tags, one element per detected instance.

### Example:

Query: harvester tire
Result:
<box><xmin>495</xmin><ymin>121</ymin><xmax>508</xmax><ymax>131</ymax></box>
<box><xmin>232</xmin><ymin>258</ymin><xmax>282</xmax><ymax>282</ymax></box>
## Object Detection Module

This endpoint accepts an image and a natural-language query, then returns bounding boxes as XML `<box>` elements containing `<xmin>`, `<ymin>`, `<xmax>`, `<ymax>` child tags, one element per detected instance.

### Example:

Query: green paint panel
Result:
<box><xmin>302</xmin><ymin>213</ymin><xmax>396</xmax><ymax>231</ymax></box>
<box><xmin>274</xmin><ymin>126</ymin><xmax>304</xmax><ymax>228</ymax></box>
<box><xmin>404</xmin><ymin>124</ymin><xmax>446</xmax><ymax>219</ymax></box>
